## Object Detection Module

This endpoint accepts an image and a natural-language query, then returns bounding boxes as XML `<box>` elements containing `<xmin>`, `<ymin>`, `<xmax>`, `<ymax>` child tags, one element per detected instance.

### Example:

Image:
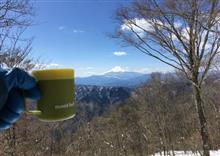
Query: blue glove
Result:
<box><xmin>0</xmin><ymin>68</ymin><xmax>41</xmax><ymax>130</ymax></box>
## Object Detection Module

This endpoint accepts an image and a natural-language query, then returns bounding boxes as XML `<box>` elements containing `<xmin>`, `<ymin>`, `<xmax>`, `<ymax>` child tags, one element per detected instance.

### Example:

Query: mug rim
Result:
<box><xmin>32</xmin><ymin>68</ymin><xmax>74</xmax><ymax>80</ymax></box>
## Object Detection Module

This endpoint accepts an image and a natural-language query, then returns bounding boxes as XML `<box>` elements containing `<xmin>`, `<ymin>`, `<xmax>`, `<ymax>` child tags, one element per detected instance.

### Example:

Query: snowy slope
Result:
<box><xmin>154</xmin><ymin>150</ymin><xmax>220</xmax><ymax>156</ymax></box>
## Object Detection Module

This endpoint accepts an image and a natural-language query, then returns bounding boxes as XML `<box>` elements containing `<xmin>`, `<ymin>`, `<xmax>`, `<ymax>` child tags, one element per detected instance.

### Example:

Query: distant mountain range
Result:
<box><xmin>73</xmin><ymin>85</ymin><xmax>131</xmax><ymax>124</ymax></box>
<box><xmin>75</xmin><ymin>71</ymin><xmax>150</xmax><ymax>88</ymax></box>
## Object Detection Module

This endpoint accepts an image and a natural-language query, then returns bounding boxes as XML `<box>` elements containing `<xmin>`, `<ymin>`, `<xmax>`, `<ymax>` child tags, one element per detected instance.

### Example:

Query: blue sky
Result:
<box><xmin>26</xmin><ymin>0</ymin><xmax>172</xmax><ymax>77</ymax></box>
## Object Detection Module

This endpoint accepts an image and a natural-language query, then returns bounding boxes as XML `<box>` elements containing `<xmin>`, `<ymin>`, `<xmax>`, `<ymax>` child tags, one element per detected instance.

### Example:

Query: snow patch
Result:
<box><xmin>154</xmin><ymin>150</ymin><xmax>220</xmax><ymax>156</ymax></box>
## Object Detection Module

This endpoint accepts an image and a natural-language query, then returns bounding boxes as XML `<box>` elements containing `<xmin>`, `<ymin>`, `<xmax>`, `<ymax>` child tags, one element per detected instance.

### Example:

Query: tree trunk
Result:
<box><xmin>193</xmin><ymin>85</ymin><xmax>210</xmax><ymax>156</ymax></box>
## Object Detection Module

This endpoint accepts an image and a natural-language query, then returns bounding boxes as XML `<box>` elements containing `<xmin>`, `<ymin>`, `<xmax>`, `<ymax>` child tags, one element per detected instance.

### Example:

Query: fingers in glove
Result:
<box><xmin>5</xmin><ymin>68</ymin><xmax>37</xmax><ymax>91</ymax></box>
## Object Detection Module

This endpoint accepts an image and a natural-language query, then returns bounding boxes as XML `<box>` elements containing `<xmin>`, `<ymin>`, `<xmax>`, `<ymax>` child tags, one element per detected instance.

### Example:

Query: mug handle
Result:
<box><xmin>24</xmin><ymin>99</ymin><xmax>42</xmax><ymax>116</ymax></box>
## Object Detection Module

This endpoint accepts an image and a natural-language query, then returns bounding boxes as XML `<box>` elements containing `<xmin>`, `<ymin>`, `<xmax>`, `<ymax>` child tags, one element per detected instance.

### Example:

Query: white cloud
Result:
<box><xmin>73</xmin><ymin>29</ymin><xmax>84</xmax><ymax>33</ymax></box>
<box><xmin>46</xmin><ymin>63</ymin><xmax>61</xmax><ymax>68</ymax></box>
<box><xmin>113</xmin><ymin>51</ymin><xmax>127</xmax><ymax>56</ymax></box>
<box><xmin>34</xmin><ymin>63</ymin><xmax>62</xmax><ymax>69</ymax></box>
<box><xmin>121</xmin><ymin>18</ymin><xmax>215</xmax><ymax>53</ymax></box>
<box><xmin>58</xmin><ymin>26</ymin><xmax>65</xmax><ymax>31</ymax></box>
<box><xmin>86</xmin><ymin>67</ymin><xmax>94</xmax><ymax>70</ymax></box>
<box><xmin>121</xmin><ymin>18</ymin><xmax>184</xmax><ymax>38</ymax></box>
<box><xmin>121</xmin><ymin>18</ymin><xmax>153</xmax><ymax>33</ymax></box>
<box><xmin>121</xmin><ymin>18</ymin><xmax>157</xmax><ymax>37</ymax></box>
<box><xmin>58</xmin><ymin>26</ymin><xmax>85</xmax><ymax>33</ymax></box>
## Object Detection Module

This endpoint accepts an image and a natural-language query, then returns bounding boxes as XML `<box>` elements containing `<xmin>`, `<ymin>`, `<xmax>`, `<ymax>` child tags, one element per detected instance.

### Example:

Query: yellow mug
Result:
<box><xmin>26</xmin><ymin>68</ymin><xmax>76</xmax><ymax>122</ymax></box>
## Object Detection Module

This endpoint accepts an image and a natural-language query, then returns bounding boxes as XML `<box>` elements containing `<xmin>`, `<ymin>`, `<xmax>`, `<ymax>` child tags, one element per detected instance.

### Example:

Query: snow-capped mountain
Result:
<box><xmin>75</xmin><ymin>71</ymin><xmax>150</xmax><ymax>88</ymax></box>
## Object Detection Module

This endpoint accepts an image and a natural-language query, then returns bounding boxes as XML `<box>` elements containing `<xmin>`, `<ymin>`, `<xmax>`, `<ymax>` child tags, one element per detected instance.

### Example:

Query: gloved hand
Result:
<box><xmin>0</xmin><ymin>68</ymin><xmax>41</xmax><ymax>130</ymax></box>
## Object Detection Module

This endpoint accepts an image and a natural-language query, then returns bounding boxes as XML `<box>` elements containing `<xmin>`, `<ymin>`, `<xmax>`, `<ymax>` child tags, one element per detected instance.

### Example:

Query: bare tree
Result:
<box><xmin>0</xmin><ymin>0</ymin><xmax>35</xmax><ymax>70</ymax></box>
<box><xmin>0</xmin><ymin>0</ymin><xmax>33</xmax><ymax>45</ymax></box>
<box><xmin>113</xmin><ymin>0</ymin><xmax>220</xmax><ymax>155</ymax></box>
<box><xmin>0</xmin><ymin>28</ymin><xmax>36</xmax><ymax>70</ymax></box>
<box><xmin>0</xmin><ymin>1</ymin><xmax>39</xmax><ymax>156</ymax></box>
